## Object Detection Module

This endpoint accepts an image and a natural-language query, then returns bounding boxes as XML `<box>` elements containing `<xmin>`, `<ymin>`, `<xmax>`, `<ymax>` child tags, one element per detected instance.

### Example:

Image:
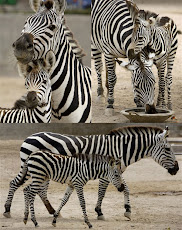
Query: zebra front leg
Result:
<box><xmin>75</xmin><ymin>185</ymin><xmax>92</xmax><ymax>228</ymax></box>
<box><xmin>92</xmin><ymin>47</ymin><xmax>105</xmax><ymax>100</ymax></box>
<box><xmin>121</xmin><ymin>175</ymin><xmax>131</xmax><ymax>220</ymax></box>
<box><xmin>4</xmin><ymin>172</ymin><xmax>30</xmax><ymax>218</ymax></box>
<box><xmin>166</xmin><ymin>57</ymin><xmax>174</xmax><ymax>110</ymax></box>
<box><xmin>52</xmin><ymin>185</ymin><xmax>74</xmax><ymax>227</ymax></box>
<box><xmin>104</xmin><ymin>55</ymin><xmax>116</xmax><ymax>116</ymax></box>
<box><xmin>38</xmin><ymin>180</ymin><xmax>55</xmax><ymax>215</ymax></box>
<box><xmin>95</xmin><ymin>178</ymin><xmax>109</xmax><ymax>220</ymax></box>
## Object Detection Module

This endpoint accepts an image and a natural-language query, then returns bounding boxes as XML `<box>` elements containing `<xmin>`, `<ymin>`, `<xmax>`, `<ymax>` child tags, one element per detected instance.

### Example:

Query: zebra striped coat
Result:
<box><xmin>129</xmin><ymin>10</ymin><xmax>178</xmax><ymax>110</ymax></box>
<box><xmin>19</xmin><ymin>151</ymin><xmax>123</xmax><ymax>228</ymax></box>
<box><xmin>0</xmin><ymin>51</ymin><xmax>55</xmax><ymax>123</ymax></box>
<box><xmin>13</xmin><ymin>0</ymin><xmax>91</xmax><ymax>123</ymax></box>
<box><xmin>4</xmin><ymin>126</ymin><xmax>179</xmax><ymax>220</ymax></box>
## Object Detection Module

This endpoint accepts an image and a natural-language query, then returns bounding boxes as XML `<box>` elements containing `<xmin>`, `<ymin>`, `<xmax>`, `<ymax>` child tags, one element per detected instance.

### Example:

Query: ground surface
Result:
<box><xmin>0</xmin><ymin>140</ymin><xmax>182</xmax><ymax>230</ymax></box>
<box><xmin>92</xmin><ymin>4</ymin><xmax>182</xmax><ymax>123</ymax></box>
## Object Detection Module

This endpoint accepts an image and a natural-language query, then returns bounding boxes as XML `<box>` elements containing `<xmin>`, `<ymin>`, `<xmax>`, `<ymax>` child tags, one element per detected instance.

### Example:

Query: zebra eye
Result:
<box><xmin>43</xmin><ymin>80</ymin><xmax>47</xmax><ymax>84</ymax></box>
<box><xmin>27</xmin><ymin>66</ymin><xmax>32</xmax><ymax>73</ymax></box>
<box><xmin>48</xmin><ymin>25</ymin><xmax>56</xmax><ymax>31</ymax></box>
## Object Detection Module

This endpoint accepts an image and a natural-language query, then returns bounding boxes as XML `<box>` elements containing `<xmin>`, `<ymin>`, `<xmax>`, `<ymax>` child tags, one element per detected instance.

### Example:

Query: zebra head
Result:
<box><xmin>17</xmin><ymin>50</ymin><xmax>55</xmax><ymax>109</ymax></box>
<box><xmin>116</xmin><ymin>48</ymin><xmax>156</xmax><ymax>113</ymax></box>
<box><xmin>128</xmin><ymin>10</ymin><xmax>158</xmax><ymax>59</ymax></box>
<box><xmin>150</xmin><ymin>127</ymin><xmax>179</xmax><ymax>175</ymax></box>
<box><xmin>12</xmin><ymin>0</ymin><xmax>65</xmax><ymax>64</ymax></box>
<box><xmin>107</xmin><ymin>158</ymin><xmax>124</xmax><ymax>192</ymax></box>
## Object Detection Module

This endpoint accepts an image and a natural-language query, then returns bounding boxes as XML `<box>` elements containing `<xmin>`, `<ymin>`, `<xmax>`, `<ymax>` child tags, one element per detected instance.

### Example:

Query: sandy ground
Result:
<box><xmin>0</xmin><ymin>140</ymin><xmax>182</xmax><ymax>230</ymax></box>
<box><xmin>92</xmin><ymin>5</ymin><xmax>182</xmax><ymax>123</ymax></box>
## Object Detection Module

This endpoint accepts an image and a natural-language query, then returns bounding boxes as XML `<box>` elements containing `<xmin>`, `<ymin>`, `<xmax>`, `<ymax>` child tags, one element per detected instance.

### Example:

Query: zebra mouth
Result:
<box><xmin>16</xmin><ymin>56</ymin><xmax>33</xmax><ymax>65</ymax></box>
<box><xmin>168</xmin><ymin>161</ymin><xmax>179</xmax><ymax>175</ymax></box>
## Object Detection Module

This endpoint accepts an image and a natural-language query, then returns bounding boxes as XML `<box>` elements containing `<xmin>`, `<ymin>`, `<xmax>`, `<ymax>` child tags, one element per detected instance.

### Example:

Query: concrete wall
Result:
<box><xmin>0</xmin><ymin>13</ymin><xmax>90</xmax><ymax>77</ymax></box>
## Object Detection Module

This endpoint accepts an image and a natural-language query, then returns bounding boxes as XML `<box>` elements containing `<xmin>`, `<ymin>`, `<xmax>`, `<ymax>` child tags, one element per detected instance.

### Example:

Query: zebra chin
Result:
<box><xmin>168</xmin><ymin>161</ymin><xmax>179</xmax><ymax>175</ymax></box>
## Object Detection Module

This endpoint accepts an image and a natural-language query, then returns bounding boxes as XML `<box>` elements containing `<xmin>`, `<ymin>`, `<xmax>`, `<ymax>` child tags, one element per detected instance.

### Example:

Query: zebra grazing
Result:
<box><xmin>18</xmin><ymin>151</ymin><xmax>123</xmax><ymax>228</ymax></box>
<box><xmin>128</xmin><ymin>10</ymin><xmax>178</xmax><ymax>110</ymax></box>
<box><xmin>4</xmin><ymin>126</ymin><xmax>179</xmax><ymax>221</ymax></box>
<box><xmin>0</xmin><ymin>51</ymin><xmax>55</xmax><ymax>123</ymax></box>
<box><xmin>116</xmin><ymin>46</ymin><xmax>157</xmax><ymax>113</ymax></box>
<box><xmin>12</xmin><ymin>0</ymin><xmax>91</xmax><ymax>123</ymax></box>
<box><xmin>91</xmin><ymin>0</ymin><xmax>156</xmax><ymax>114</ymax></box>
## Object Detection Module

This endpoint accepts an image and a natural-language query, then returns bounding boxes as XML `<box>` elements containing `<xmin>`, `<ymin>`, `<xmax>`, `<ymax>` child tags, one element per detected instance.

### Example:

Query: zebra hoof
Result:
<box><xmin>23</xmin><ymin>219</ymin><xmax>27</xmax><ymax>225</ymax></box>
<box><xmin>124</xmin><ymin>211</ymin><xmax>131</xmax><ymax>220</ymax></box>
<box><xmin>97</xmin><ymin>215</ymin><xmax>105</xmax><ymax>220</ymax></box>
<box><xmin>3</xmin><ymin>212</ymin><xmax>11</xmax><ymax>218</ymax></box>
<box><xmin>105</xmin><ymin>108</ymin><xmax>114</xmax><ymax>116</ymax></box>
<box><xmin>97</xmin><ymin>95</ymin><xmax>105</xmax><ymax>103</ymax></box>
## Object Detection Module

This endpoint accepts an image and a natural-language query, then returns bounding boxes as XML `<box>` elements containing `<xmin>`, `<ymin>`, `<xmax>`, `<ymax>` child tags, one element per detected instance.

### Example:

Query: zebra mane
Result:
<box><xmin>62</xmin><ymin>16</ymin><xmax>86</xmax><ymax>63</ymax></box>
<box><xmin>109</xmin><ymin>126</ymin><xmax>163</xmax><ymax>135</ymax></box>
<box><xmin>126</xmin><ymin>0</ymin><xmax>139</xmax><ymax>22</ymax></box>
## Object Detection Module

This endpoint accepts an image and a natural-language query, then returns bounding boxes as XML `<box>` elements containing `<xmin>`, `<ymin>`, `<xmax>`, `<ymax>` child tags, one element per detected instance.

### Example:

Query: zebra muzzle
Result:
<box><xmin>168</xmin><ymin>161</ymin><xmax>179</xmax><ymax>175</ymax></box>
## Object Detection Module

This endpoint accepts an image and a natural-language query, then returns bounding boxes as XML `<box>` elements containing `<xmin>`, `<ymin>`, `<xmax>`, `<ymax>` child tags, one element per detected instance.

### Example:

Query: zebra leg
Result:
<box><xmin>28</xmin><ymin>185</ymin><xmax>39</xmax><ymax>227</ymax></box>
<box><xmin>92</xmin><ymin>47</ymin><xmax>104</xmax><ymax>99</ymax></box>
<box><xmin>3</xmin><ymin>171</ymin><xmax>30</xmax><ymax>218</ymax></box>
<box><xmin>23</xmin><ymin>186</ymin><xmax>30</xmax><ymax>225</ymax></box>
<box><xmin>52</xmin><ymin>185</ymin><xmax>74</xmax><ymax>227</ymax></box>
<box><xmin>121</xmin><ymin>176</ymin><xmax>131</xmax><ymax>220</ymax></box>
<box><xmin>38</xmin><ymin>180</ymin><xmax>55</xmax><ymax>214</ymax></box>
<box><xmin>104</xmin><ymin>55</ymin><xmax>116</xmax><ymax>115</ymax></box>
<box><xmin>95</xmin><ymin>178</ymin><xmax>109</xmax><ymax>220</ymax></box>
<box><xmin>75</xmin><ymin>185</ymin><xmax>92</xmax><ymax>228</ymax></box>
<box><xmin>156</xmin><ymin>62</ymin><xmax>167</xmax><ymax>108</ymax></box>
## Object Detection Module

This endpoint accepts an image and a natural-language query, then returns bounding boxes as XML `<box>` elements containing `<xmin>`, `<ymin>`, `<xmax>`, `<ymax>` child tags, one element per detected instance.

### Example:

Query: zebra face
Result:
<box><xmin>18</xmin><ymin>50</ymin><xmax>55</xmax><ymax>108</ymax></box>
<box><xmin>13</xmin><ymin>0</ymin><xmax>64</xmax><ymax>63</ymax></box>
<box><xmin>151</xmin><ymin>127</ymin><xmax>179</xmax><ymax>175</ymax></box>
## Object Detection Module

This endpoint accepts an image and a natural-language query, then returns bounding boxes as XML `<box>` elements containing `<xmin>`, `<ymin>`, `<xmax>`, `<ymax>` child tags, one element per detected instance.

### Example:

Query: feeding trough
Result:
<box><xmin>121</xmin><ymin>107</ymin><xmax>174</xmax><ymax>123</ymax></box>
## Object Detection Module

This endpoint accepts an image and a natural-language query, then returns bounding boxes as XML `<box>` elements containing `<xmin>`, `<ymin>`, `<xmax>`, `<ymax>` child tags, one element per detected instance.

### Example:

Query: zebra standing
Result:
<box><xmin>91</xmin><ymin>0</ymin><xmax>156</xmax><ymax>114</ymax></box>
<box><xmin>0</xmin><ymin>51</ymin><xmax>55</xmax><ymax>123</ymax></box>
<box><xmin>18</xmin><ymin>151</ymin><xmax>123</xmax><ymax>228</ymax></box>
<box><xmin>4</xmin><ymin>126</ymin><xmax>179</xmax><ymax>220</ymax></box>
<box><xmin>12</xmin><ymin>0</ymin><xmax>91</xmax><ymax>123</ymax></box>
<box><xmin>116</xmin><ymin>46</ymin><xmax>156</xmax><ymax>113</ymax></box>
<box><xmin>128</xmin><ymin>10</ymin><xmax>178</xmax><ymax>110</ymax></box>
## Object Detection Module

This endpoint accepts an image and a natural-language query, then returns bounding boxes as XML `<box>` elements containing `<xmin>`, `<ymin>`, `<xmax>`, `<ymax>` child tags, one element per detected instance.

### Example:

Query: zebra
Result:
<box><xmin>116</xmin><ymin>46</ymin><xmax>157</xmax><ymax>113</ymax></box>
<box><xmin>12</xmin><ymin>0</ymin><xmax>91</xmax><ymax>123</ymax></box>
<box><xmin>91</xmin><ymin>0</ymin><xmax>156</xmax><ymax>114</ymax></box>
<box><xmin>128</xmin><ymin>10</ymin><xmax>178</xmax><ymax>110</ymax></box>
<box><xmin>0</xmin><ymin>50</ymin><xmax>55</xmax><ymax>123</ymax></box>
<box><xmin>4</xmin><ymin>126</ymin><xmax>179</xmax><ymax>221</ymax></box>
<box><xmin>18</xmin><ymin>151</ymin><xmax>123</xmax><ymax>228</ymax></box>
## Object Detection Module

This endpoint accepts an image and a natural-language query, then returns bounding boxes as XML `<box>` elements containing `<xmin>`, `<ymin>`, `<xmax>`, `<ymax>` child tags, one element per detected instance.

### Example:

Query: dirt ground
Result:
<box><xmin>0</xmin><ymin>140</ymin><xmax>182</xmax><ymax>230</ymax></box>
<box><xmin>92</xmin><ymin>4</ymin><xmax>182</xmax><ymax>123</ymax></box>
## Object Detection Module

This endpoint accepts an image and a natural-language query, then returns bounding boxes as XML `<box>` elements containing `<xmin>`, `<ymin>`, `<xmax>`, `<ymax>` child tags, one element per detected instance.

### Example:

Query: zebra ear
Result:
<box><xmin>109</xmin><ymin>158</ymin><xmax>115</xmax><ymax>167</ymax></box>
<box><xmin>29</xmin><ymin>0</ymin><xmax>41</xmax><ymax>12</ymax></box>
<box><xmin>45</xmin><ymin>50</ymin><xmax>56</xmax><ymax>73</ymax></box>
<box><xmin>116</xmin><ymin>59</ymin><xmax>136</xmax><ymax>71</ymax></box>
<box><xmin>158</xmin><ymin>126</ymin><xmax>169</xmax><ymax>140</ymax></box>
<box><xmin>54</xmin><ymin>0</ymin><xmax>66</xmax><ymax>15</ymax></box>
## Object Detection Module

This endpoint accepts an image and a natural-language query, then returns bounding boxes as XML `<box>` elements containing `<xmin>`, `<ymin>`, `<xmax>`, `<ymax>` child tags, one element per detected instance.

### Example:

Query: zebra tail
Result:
<box><xmin>17</xmin><ymin>158</ymin><xmax>29</xmax><ymax>186</ymax></box>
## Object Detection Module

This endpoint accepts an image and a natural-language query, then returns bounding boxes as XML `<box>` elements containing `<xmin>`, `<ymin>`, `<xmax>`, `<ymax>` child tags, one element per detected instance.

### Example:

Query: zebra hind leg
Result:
<box><xmin>38</xmin><ymin>180</ymin><xmax>55</xmax><ymax>215</ymax></box>
<box><xmin>121</xmin><ymin>176</ymin><xmax>131</xmax><ymax>220</ymax></box>
<box><xmin>95</xmin><ymin>178</ymin><xmax>109</xmax><ymax>220</ymax></box>
<box><xmin>52</xmin><ymin>185</ymin><xmax>74</xmax><ymax>227</ymax></box>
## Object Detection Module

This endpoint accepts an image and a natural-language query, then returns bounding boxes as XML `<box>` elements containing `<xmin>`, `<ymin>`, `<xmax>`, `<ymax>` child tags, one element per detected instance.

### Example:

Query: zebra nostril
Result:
<box><xmin>134</xmin><ymin>97</ymin><xmax>139</xmax><ymax>104</ymax></box>
<box><xmin>12</xmin><ymin>42</ymin><xmax>16</xmax><ymax>48</ymax></box>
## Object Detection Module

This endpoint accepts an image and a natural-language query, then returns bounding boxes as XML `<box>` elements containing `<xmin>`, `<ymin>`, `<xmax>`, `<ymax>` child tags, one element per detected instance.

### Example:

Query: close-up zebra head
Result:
<box><xmin>128</xmin><ymin>10</ymin><xmax>158</xmax><ymax>58</ymax></box>
<box><xmin>17</xmin><ymin>50</ymin><xmax>55</xmax><ymax>109</ymax></box>
<box><xmin>116</xmin><ymin>47</ymin><xmax>156</xmax><ymax>113</ymax></box>
<box><xmin>150</xmin><ymin>127</ymin><xmax>179</xmax><ymax>175</ymax></box>
<box><xmin>12</xmin><ymin>0</ymin><xmax>65</xmax><ymax>64</ymax></box>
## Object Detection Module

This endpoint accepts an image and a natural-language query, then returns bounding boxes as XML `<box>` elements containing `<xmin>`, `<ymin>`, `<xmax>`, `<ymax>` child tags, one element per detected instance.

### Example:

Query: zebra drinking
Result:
<box><xmin>4</xmin><ymin>126</ymin><xmax>179</xmax><ymax>220</ymax></box>
<box><xmin>128</xmin><ymin>10</ymin><xmax>178</xmax><ymax>110</ymax></box>
<box><xmin>91</xmin><ymin>0</ymin><xmax>156</xmax><ymax>114</ymax></box>
<box><xmin>0</xmin><ymin>51</ymin><xmax>55</xmax><ymax>123</ymax></box>
<box><xmin>116</xmin><ymin>47</ymin><xmax>156</xmax><ymax>113</ymax></box>
<box><xmin>12</xmin><ymin>0</ymin><xmax>91</xmax><ymax>123</ymax></box>
<box><xmin>18</xmin><ymin>151</ymin><xmax>123</xmax><ymax>228</ymax></box>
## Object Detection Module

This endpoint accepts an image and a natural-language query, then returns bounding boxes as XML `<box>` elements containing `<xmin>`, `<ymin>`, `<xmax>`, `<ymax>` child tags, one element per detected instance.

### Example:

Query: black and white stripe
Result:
<box><xmin>4</xmin><ymin>126</ymin><xmax>179</xmax><ymax>220</ymax></box>
<box><xmin>19</xmin><ymin>151</ymin><xmax>123</xmax><ymax>228</ymax></box>
<box><xmin>129</xmin><ymin>10</ymin><xmax>178</xmax><ymax>110</ymax></box>
<box><xmin>13</xmin><ymin>0</ymin><xmax>91</xmax><ymax>122</ymax></box>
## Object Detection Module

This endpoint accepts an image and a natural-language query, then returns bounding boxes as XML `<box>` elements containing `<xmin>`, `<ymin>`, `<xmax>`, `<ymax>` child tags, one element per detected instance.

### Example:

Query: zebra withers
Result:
<box><xmin>116</xmin><ymin>47</ymin><xmax>156</xmax><ymax>113</ymax></box>
<box><xmin>4</xmin><ymin>126</ymin><xmax>179</xmax><ymax>220</ymax></box>
<box><xmin>0</xmin><ymin>51</ymin><xmax>55</xmax><ymax>123</ymax></box>
<box><xmin>129</xmin><ymin>10</ymin><xmax>178</xmax><ymax>110</ymax></box>
<box><xmin>18</xmin><ymin>151</ymin><xmax>123</xmax><ymax>228</ymax></box>
<box><xmin>12</xmin><ymin>0</ymin><xmax>91</xmax><ymax>123</ymax></box>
